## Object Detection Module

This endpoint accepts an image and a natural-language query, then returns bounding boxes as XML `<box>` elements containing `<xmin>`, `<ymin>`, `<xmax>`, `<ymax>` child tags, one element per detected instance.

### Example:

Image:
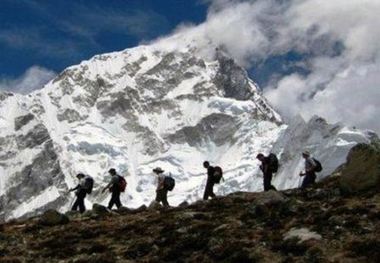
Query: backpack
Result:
<box><xmin>118</xmin><ymin>176</ymin><xmax>127</xmax><ymax>192</ymax></box>
<box><xmin>164</xmin><ymin>176</ymin><xmax>175</xmax><ymax>191</ymax></box>
<box><xmin>213</xmin><ymin>166</ymin><xmax>223</xmax><ymax>184</ymax></box>
<box><xmin>84</xmin><ymin>176</ymin><xmax>94</xmax><ymax>194</ymax></box>
<box><xmin>267</xmin><ymin>153</ymin><xmax>279</xmax><ymax>173</ymax></box>
<box><xmin>313</xmin><ymin>158</ymin><xmax>323</xmax><ymax>172</ymax></box>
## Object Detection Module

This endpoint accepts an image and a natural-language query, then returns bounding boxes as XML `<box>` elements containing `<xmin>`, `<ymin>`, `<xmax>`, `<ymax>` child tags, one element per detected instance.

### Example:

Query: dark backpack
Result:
<box><xmin>267</xmin><ymin>153</ymin><xmax>279</xmax><ymax>173</ymax></box>
<box><xmin>164</xmin><ymin>176</ymin><xmax>175</xmax><ymax>191</ymax></box>
<box><xmin>84</xmin><ymin>176</ymin><xmax>94</xmax><ymax>194</ymax></box>
<box><xmin>118</xmin><ymin>176</ymin><xmax>127</xmax><ymax>192</ymax></box>
<box><xmin>313</xmin><ymin>158</ymin><xmax>323</xmax><ymax>172</ymax></box>
<box><xmin>213</xmin><ymin>166</ymin><xmax>223</xmax><ymax>184</ymax></box>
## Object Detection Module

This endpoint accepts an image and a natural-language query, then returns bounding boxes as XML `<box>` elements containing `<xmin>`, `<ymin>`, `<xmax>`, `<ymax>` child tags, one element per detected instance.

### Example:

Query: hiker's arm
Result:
<box><xmin>102</xmin><ymin>182</ymin><xmax>112</xmax><ymax>193</ymax></box>
<box><xmin>69</xmin><ymin>185</ymin><xmax>79</xmax><ymax>192</ymax></box>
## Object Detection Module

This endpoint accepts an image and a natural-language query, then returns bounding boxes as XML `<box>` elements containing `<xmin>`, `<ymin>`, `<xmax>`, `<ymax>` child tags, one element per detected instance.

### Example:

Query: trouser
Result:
<box><xmin>263</xmin><ymin>172</ymin><xmax>277</xmax><ymax>192</ymax></box>
<box><xmin>301</xmin><ymin>172</ymin><xmax>316</xmax><ymax>188</ymax></box>
<box><xmin>108</xmin><ymin>190</ymin><xmax>122</xmax><ymax>209</ymax></box>
<box><xmin>203</xmin><ymin>181</ymin><xmax>216</xmax><ymax>200</ymax></box>
<box><xmin>72</xmin><ymin>192</ymin><xmax>86</xmax><ymax>213</ymax></box>
<box><xmin>155</xmin><ymin>189</ymin><xmax>169</xmax><ymax>207</ymax></box>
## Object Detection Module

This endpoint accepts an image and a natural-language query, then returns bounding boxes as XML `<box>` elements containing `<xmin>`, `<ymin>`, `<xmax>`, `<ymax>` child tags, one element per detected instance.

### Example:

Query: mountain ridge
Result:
<box><xmin>0</xmin><ymin>41</ymin><xmax>374</xmax><ymax>221</ymax></box>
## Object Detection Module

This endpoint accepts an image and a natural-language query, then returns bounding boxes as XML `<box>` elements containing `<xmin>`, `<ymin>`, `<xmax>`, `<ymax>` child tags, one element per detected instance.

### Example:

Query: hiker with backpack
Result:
<box><xmin>153</xmin><ymin>167</ymin><xmax>171</xmax><ymax>207</ymax></box>
<box><xmin>299</xmin><ymin>151</ymin><xmax>322</xmax><ymax>188</ymax></box>
<box><xmin>69</xmin><ymin>173</ymin><xmax>93</xmax><ymax>213</ymax></box>
<box><xmin>102</xmin><ymin>168</ymin><xmax>126</xmax><ymax>209</ymax></box>
<box><xmin>203</xmin><ymin>161</ymin><xmax>217</xmax><ymax>200</ymax></box>
<box><xmin>256</xmin><ymin>153</ymin><xmax>278</xmax><ymax>191</ymax></box>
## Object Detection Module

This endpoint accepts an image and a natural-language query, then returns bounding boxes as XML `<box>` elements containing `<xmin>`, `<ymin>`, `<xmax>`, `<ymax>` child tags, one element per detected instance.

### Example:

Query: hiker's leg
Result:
<box><xmin>79</xmin><ymin>196</ymin><xmax>85</xmax><ymax>213</ymax></box>
<box><xmin>155</xmin><ymin>190</ymin><xmax>161</xmax><ymax>203</ymax></box>
<box><xmin>203</xmin><ymin>183</ymin><xmax>211</xmax><ymax>200</ymax></box>
<box><xmin>263</xmin><ymin>172</ymin><xmax>273</xmax><ymax>191</ymax></box>
<box><xmin>302</xmin><ymin>173</ymin><xmax>313</xmax><ymax>188</ymax></box>
<box><xmin>72</xmin><ymin>198</ymin><xmax>79</xmax><ymax>211</ymax></box>
<box><xmin>162</xmin><ymin>190</ymin><xmax>169</xmax><ymax>207</ymax></box>
<box><xmin>108</xmin><ymin>193</ymin><xmax>115</xmax><ymax>209</ymax></box>
<box><xmin>210</xmin><ymin>183</ymin><xmax>216</xmax><ymax>198</ymax></box>
<box><xmin>115</xmin><ymin>192</ymin><xmax>122</xmax><ymax>208</ymax></box>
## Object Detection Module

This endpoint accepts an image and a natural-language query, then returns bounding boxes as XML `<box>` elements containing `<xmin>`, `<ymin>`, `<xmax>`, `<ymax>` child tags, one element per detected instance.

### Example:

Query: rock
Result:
<box><xmin>65</xmin><ymin>210</ymin><xmax>81</xmax><ymax>219</ymax></box>
<box><xmin>178</xmin><ymin>201</ymin><xmax>189</xmax><ymax>208</ymax></box>
<box><xmin>14</xmin><ymin>113</ymin><xmax>34</xmax><ymax>131</ymax></box>
<box><xmin>92</xmin><ymin>204</ymin><xmax>109</xmax><ymax>216</ymax></box>
<box><xmin>39</xmin><ymin>210</ymin><xmax>69</xmax><ymax>226</ymax></box>
<box><xmin>148</xmin><ymin>201</ymin><xmax>162</xmax><ymax>210</ymax></box>
<box><xmin>253</xmin><ymin>190</ymin><xmax>287</xmax><ymax>206</ymax></box>
<box><xmin>340</xmin><ymin>143</ymin><xmax>380</xmax><ymax>194</ymax></box>
<box><xmin>117</xmin><ymin>206</ymin><xmax>132</xmax><ymax>214</ymax></box>
<box><xmin>133</xmin><ymin>205</ymin><xmax>147</xmax><ymax>213</ymax></box>
<box><xmin>284</xmin><ymin>228</ymin><xmax>322</xmax><ymax>243</ymax></box>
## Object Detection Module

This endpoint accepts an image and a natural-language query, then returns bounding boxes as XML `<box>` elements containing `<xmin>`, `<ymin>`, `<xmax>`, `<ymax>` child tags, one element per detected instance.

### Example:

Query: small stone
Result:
<box><xmin>284</xmin><ymin>227</ymin><xmax>322</xmax><ymax>243</ymax></box>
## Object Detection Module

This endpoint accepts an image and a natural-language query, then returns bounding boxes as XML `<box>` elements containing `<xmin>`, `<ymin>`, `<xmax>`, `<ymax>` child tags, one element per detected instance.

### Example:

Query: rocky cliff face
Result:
<box><xmin>0</xmin><ymin>40</ymin><xmax>375</xmax><ymax>221</ymax></box>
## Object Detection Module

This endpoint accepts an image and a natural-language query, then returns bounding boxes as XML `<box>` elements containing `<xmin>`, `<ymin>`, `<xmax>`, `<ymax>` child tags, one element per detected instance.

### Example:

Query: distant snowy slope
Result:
<box><xmin>272</xmin><ymin>115</ymin><xmax>374</xmax><ymax>190</ymax></box>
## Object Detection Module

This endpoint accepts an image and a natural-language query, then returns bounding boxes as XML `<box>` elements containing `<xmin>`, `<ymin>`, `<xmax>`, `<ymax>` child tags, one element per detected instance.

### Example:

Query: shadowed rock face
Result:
<box><xmin>166</xmin><ymin>113</ymin><xmax>239</xmax><ymax>147</ymax></box>
<box><xmin>16</xmin><ymin>124</ymin><xmax>50</xmax><ymax>150</ymax></box>
<box><xmin>340</xmin><ymin>143</ymin><xmax>380</xmax><ymax>193</ymax></box>
<box><xmin>1</xmin><ymin>176</ymin><xmax>379</xmax><ymax>262</ymax></box>
<box><xmin>0</xmin><ymin>140</ymin><xmax>66</xmax><ymax>221</ymax></box>
<box><xmin>14</xmin><ymin>114</ymin><xmax>35</xmax><ymax>131</ymax></box>
<box><xmin>214</xmin><ymin>53</ymin><xmax>253</xmax><ymax>101</ymax></box>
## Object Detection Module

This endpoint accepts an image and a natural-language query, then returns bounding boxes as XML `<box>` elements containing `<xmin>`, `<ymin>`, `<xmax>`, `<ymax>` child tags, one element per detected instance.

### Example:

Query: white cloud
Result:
<box><xmin>153</xmin><ymin>0</ymin><xmax>380</xmax><ymax>132</ymax></box>
<box><xmin>0</xmin><ymin>66</ymin><xmax>56</xmax><ymax>94</ymax></box>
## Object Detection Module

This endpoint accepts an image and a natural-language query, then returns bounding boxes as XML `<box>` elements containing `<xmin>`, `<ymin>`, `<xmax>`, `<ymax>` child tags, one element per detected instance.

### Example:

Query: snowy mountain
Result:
<box><xmin>0</xmin><ymin>40</ymin><xmax>374</xmax><ymax>221</ymax></box>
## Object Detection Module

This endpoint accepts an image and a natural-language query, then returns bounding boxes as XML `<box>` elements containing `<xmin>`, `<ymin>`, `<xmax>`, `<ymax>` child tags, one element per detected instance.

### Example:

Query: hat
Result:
<box><xmin>153</xmin><ymin>167</ymin><xmax>164</xmax><ymax>174</ymax></box>
<box><xmin>108</xmin><ymin>168</ymin><xmax>116</xmax><ymax>175</ymax></box>
<box><xmin>76</xmin><ymin>173</ymin><xmax>85</xmax><ymax>178</ymax></box>
<box><xmin>302</xmin><ymin>151</ymin><xmax>311</xmax><ymax>156</ymax></box>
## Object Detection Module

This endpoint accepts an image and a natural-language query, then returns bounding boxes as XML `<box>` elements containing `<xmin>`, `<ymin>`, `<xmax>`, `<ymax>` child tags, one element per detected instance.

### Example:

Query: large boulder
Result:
<box><xmin>39</xmin><ymin>210</ymin><xmax>69</xmax><ymax>226</ymax></box>
<box><xmin>340</xmin><ymin>143</ymin><xmax>380</xmax><ymax>193</ymax></box>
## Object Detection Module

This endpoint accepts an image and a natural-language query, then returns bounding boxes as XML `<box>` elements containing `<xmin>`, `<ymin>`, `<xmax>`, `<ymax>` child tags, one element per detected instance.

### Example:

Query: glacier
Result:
<box><xmin>0</xmin><ymin>40</ymin><xmax>375</xmax><ymax>221</ymax></box>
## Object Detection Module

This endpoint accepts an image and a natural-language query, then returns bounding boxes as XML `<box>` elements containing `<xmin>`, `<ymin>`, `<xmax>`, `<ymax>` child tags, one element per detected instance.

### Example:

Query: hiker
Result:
<box><xmin>153</xmin><ymin>167</ymin><xmax>169</xmax><ymax>207</ymax></box>
<box><xmin>69</xmin><ymin>173</ymin><xmax>89</xmax><ymax>213</ymax></box>
<box><xmin>299</xmin><ymin>151</ymin><xmax>317</xmax><ymax>188</ymax></box>
<box><xmin>102</xmin><ymin>168</ymin><xmax>125</xmax><ymax>209</ymax></box>
<box><xmin>203</xmin><ymin>161</ymin><xmax>216</xmax><ymax>200</ymax></box>
<box><xmin>256</xmin><ymin>153</ymin><xmax>277</xmax><ymax>191</ymax></box>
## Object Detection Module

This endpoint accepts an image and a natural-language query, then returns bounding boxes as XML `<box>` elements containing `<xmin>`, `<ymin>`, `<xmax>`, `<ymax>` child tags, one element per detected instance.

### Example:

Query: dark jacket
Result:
<box><xmin>207</xmin><ymin>166</ymin><xmax>215</xmax><ymax>183</ymax></box>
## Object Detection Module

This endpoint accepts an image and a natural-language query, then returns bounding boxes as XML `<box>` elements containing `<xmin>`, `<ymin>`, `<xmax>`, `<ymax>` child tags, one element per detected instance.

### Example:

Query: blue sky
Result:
<box><xmin>0</xmin><ymin>0</ymin><xmax>207</xmax><ymax>79</ymax></box>
<box><xmin>0</xmin><ymin>0</ymin><xmax>379</xmax><ymax>131</ymax></box>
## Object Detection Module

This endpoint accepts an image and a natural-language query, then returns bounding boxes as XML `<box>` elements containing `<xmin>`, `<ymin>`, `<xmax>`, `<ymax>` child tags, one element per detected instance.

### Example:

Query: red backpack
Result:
<box><xmin>118</xmin><ymin>176</ymin><xmax>127</xmax><ymax>192</ymax></box>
